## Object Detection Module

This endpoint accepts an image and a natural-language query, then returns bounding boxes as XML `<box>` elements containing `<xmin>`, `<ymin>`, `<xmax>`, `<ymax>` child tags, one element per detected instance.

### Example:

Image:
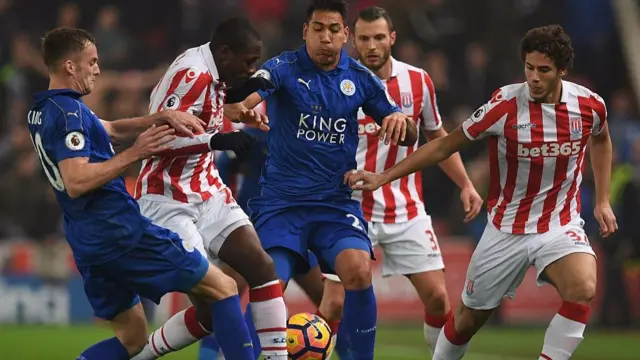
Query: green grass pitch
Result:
<box><xmin>1</xmin><ymin>324</ymin><xmax>636</xmax><ymax>359</ymax></box>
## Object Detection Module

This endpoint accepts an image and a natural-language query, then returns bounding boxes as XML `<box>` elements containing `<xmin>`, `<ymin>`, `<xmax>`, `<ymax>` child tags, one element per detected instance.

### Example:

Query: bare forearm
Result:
<box><xmin>63</xmin><ymin>149</ymin><xmax>139</xmax><ymax>198</ymax></box>
<box><xmin>437</xmin><ymin>151</ymin><xmax>473</xmax><ymax>189</ymax></box>
<box><xmin>398</xmin><ymin>118</ymin><xmax>418</xmax><ymax>146</ymax></box>
<box><xmin>381</xmin><ymin>136</ymin><xmax>454</xmax><ymax>185</ymax></box>
<box><xmin>590</xmin><ymin>136</ymin><xmax>613</xmax><ymax>204</ymax></box>
<box><xmin>107</xmin><ymin>113</ymin><xmax>162</xmax><ymax>144</ymax></box>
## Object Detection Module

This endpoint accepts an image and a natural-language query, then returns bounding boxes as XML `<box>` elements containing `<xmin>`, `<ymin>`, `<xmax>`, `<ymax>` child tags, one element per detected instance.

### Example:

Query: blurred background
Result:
<box><xmin>1</xmin><ymin>0</ymin><xmax>639</xmax><ymax>358</ymax></box>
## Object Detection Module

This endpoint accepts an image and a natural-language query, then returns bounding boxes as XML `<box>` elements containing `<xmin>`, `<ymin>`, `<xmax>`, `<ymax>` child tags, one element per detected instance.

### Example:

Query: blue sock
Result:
<box><xmin>77</xmin><ymin>337</ymin><xmax>129</xmax><ymax>360</ymax></box>
<box><xmin>243</xmin><ymin>304</ymin><xmax>262</xmax><ymax>359</ymax></box>
<box><xmin>343</xmin><ymin>286</ymin><xmax>377</xmax><ymax>360</ymax></box>
<box><xmin>335</xmin><ymin>322</ymin><xmax>354</xmax><ymax>360</ymax></box>
<box><xmin>210</xmin><ymin>295</ymin><xmax>255</xmax><ymax>360</ymax></box>
<box><xmin>198</xmin><ymin>334</ymin><xmax>220</xmax><ymax>360</ymax></box>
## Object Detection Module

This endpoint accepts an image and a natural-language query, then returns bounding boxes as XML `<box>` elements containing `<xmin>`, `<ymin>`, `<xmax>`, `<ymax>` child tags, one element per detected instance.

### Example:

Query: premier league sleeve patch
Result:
<box><xmin>65</xmin><ymin>131</ymin><xmax>86</xmax><ymax>151</ymax></box>
<box><xmin>163</xmin><ymin>94</ymin><xmax>181</xmax><ymax>110</ymax></box>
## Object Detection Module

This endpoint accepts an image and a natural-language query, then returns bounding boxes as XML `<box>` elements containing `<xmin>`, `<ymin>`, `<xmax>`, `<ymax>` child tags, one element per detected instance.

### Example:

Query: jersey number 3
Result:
<box><xmin>30</xmin><ymin>132</ymin><xmax>65</xmax><ymax>191</ymax></box>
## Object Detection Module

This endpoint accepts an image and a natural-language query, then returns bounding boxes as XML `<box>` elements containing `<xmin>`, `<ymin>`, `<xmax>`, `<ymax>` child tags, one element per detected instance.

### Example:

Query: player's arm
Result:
<box><xmin>589</xmin><ymin>95</ymin><xmax>617</xmax><ymax>236</ymax></box>
<box><xmin>100</xmin><ymin>110</ymin><xmax>204</xmax><ymax>145</ymax></box>
<box><xmin>225</xmin><ymin>60</ymin><xmax>280</xmax><ymax>126</ymax></box>
<box><xmin>51</xmin><ymin>111</ymin><xmax>175</xmax><ymax>198</ymax></box>
<box><xmin>361</xmin><ymin>74</ymin><xmax>418</xmax><ymax>146</ymax></box>
<box><xmin>347</xmin><ymin>95</ymin><xmax>508</xmax><ymax>191</ymax></box>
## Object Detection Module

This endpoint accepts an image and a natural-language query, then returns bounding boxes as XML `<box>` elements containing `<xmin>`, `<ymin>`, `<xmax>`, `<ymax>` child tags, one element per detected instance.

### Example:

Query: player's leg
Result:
<box><xmin>199</xmin><ymin>192</ymin><xmax>288</xmax><ymax>360</ymax></box>
<box><xmin>311</xmin><ymin>208</ymin><xmax>377</xmax><ymax>360</ymax></box>
<box><xmin>132</xmin><ymin>201</ymin><xmax>214</xmax><ymax>360</ymax></box>
<box><xmin>123</xmin><ymin>225</ymin><xmax>253</xmax><ymax>360</ymax></box>
<box><xmin>377</xmin><ymin>217</ymin><xmax>451</xmax><ymax>352</ymax></box>
<box><xmin>75</xmin><ymin>265</ymin><xmax>148</xmax><ymax>360</ymax></box>
<box><xmin>317</xmin><ymin>276</ymin><xmax>351</xmax><ymax>360</ymax></box>
<box><xmin>534</xmin><ymin>225</ymin><xmax>597</xmax><ymax>360</ymax></box>
<box><xmin>432</xmin><ymin>223</ymin><xmax>531</xmax><ymax>360</ymax></box>
<box><xmin>198</xmin><ymin>265</ymin><xmax>247</xmax><ymax>360</ymax></box>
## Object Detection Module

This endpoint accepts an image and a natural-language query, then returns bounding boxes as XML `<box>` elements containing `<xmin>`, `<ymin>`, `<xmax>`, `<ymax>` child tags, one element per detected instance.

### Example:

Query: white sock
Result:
<box><xmin>131</xmin><ymin>306</ymin><xmax>209</xmax><ymax>359</ymax></box>
<box><xmin>423</xmin><ymin>311</ymin><xmax>451</xmax><ymax>354</ymax></box>
<box><xmin>249</xmin><ymin>280</ymin><xmax>288</xmax><ymax>360</ymax></box>
<box><xmin>540</xmin><ymin>301</ymin><xmax>590</xmax><ymax>360</ymax></box>
<box><xmin>432</xmin><ymin>316</ymin><xmax>470</xmax><ymax>360</ymax></box>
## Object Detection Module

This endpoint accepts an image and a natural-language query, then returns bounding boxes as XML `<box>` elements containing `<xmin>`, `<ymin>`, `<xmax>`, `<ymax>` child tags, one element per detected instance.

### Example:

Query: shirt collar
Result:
<box><xmin>200</xmin><ymin>42</ymin><xmax>220</xmax><ymax>79</ymax></box>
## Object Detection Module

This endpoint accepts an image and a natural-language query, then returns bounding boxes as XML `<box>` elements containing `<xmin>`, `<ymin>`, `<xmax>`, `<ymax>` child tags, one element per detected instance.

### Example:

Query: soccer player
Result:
<box><xmin>345</xmin><ymin>25</ymin><xmax>617</xmax><ymax>360</ymax></box>
<box><xmin>320</xmin><ymin>6</ymin><xmax>485</xmax><ymax>356</ymax></box>
<box><xmin>131</xmin><ymin>18</ymin><xmax>288</xmax><ymax>360</ymax></box>
<box><xmin>28</xmin><ymin>28</ymin><xmax>255</xmax><ymax>360</ymax></box>
<box><xmin>235</xmin><ymin>1</ymin><xmax>417</xmax><ymax>358</ymax></box>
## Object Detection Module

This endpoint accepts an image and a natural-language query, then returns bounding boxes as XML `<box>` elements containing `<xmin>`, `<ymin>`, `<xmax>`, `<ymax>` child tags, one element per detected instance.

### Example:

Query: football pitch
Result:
<box><xmin>1</xmin><ymin>324</ymin><xmax>637</xmax><ymax>359</ymax></box>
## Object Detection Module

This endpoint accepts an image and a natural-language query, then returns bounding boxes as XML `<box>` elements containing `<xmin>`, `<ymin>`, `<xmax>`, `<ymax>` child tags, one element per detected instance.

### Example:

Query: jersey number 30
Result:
<box><xmin>30</xmin><ymin>132</ymin><xmax>65</xmax><ymax>191</ymax></box>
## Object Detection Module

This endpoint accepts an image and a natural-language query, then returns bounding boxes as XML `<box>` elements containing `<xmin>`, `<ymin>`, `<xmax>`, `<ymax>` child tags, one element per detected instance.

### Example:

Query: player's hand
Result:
<box><xmin>209</xmin><ymin>130</ymin><xmax>256</xmax><ymax>159</ymax></box>
<box><xmin>594</xmin><ymin>202</ymin><xmax>617</xmax><ymax>238</ymax></box>
<box><xmin>160</xmin><ymin>109</ymin><xmax>205</xmax><ymax>138</ymax></box>
<box><xmin>131</xmin><ymin>125</ymin><xmax>176</xmax><ymax>159</ymax></box>
<box><xmin>224</xmin><ymin>103</ymin><xmax>270</xmax><ymax>132</ymax></box>
<box><xmin>226</xmin><ymin>77</ymin><xmax>275</xmax><ymax>104</ymax></box>
<box><xmin>343</xmin><ymin>169</ymin><xmax>387</xmax><ymax>191</ymax></box>
<box><xmin>460</xmin><ymin>185</ymin><xmax>483</xmax><ymax>223</ymax></box>
<box><xmin>237</xmin><ymin>108</ymin><xmax>270</xmax><ymax>132</ymax></box>
<box><xmin>378</xmin><ymin>112</ymin><xmax>408</xmax><ymax>146</ymax></box>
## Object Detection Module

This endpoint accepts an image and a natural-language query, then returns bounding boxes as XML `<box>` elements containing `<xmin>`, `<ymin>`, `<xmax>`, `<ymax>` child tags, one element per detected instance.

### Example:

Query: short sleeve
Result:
<box><xmin>462</xmin><ymin>91</ymin><xmax>512</xmax><ymax>141</ymax></box>
<box><xmin>255</xmin><ymin>57</ymin><xmax>283</xmax><ymax>100</ymax></box>
<box><xmin>420</xmin><ymin>71</ymin><xmax>442</xmax><ymax>131</ymax></box>
<box><xmin>51</xmin><ymin>104</ymin><xmax>92</xmax><ymax>162</ymax></box>
<box><xmin>590</xmin><ymin>93</ymin><xmax>607</xmax><ymax>136</ymax></box>
<box><xmin>155</xmin><ymin>68</ymin><xmax>212</xmax><ymax>116</ymax></box>
<box><xmin>361</xmin><ymin>72</ymin><xmax>401</xmax><ymax>124</ymax></box>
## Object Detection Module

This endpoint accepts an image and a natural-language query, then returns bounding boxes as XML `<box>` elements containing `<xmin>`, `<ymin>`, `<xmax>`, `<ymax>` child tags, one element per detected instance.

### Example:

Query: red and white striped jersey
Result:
<box><xmin>135</xmin><ymin>43</ymin><xmax>227</xmax><ymax>203</ymax></box>
<box><xmin>462</xmin><ymin>80</ymin><xmax>607</xmax><ymax>234</ymax></box>
<box><xmin>352</xmin><ymin>58</ymin><xmax>442</xmax><ymax>223</ymax></box>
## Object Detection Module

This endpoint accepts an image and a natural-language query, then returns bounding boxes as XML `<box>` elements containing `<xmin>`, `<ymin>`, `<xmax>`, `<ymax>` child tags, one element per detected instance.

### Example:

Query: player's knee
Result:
<box><xmin>198</xmin><ymin>268</ymin><xmax>239</xmax><ymax>301</ymax></box>
<box><xmin>562</xmin><ymin>278</ymin><xmax>597</xmax><ymax>305</ymax></box>
<box><xmin>423</xmin><ymin>284</ymin><xmax>449</xmax><ymax>314</ymax></box>
<box><xmin>336</xmin><ymin>252</ymin><xmax>372</xmax><ymax>290</ymax></box>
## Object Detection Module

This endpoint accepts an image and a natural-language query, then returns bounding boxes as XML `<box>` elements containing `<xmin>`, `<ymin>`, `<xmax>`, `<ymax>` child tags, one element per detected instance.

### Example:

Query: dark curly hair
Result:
<box><xmin>520</xmin><ymin>25</ymin><xmax>574</xmax><ymax>70</ymax></box>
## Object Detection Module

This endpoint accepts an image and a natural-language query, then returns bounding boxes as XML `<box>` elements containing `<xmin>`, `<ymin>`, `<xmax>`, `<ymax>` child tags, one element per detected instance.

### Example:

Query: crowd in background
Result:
<box><xmin>0</xmin><ymin>0</ymin><xmax>639</xmax><ymax>327</ymax></box>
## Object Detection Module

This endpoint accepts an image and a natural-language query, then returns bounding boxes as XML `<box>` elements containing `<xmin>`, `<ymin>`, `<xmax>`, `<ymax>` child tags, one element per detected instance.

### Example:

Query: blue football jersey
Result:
<box><xmin>27</xmin><ymin>89</ymin><xmax>150</xmax><ymax>266</ymax></box>
<box><xmin>255</xmin><ymin>46</ymin><xmax>401</xmax><ymax>200</ymax></box>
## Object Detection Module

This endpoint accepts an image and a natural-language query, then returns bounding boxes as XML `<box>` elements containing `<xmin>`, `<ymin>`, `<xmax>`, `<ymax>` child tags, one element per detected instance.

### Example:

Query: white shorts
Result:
<box><xmin>323</xmin><ymin>215</ymin><xmax>444</xmax><ymax>282</ymax></box>
<box><xmin>138</xmin><ymin>190</ymin><xmax>251</xmax><ymax>264</ymax></box>
<box><xmin>462</xmin><ymin>219</ymin><xmax>596</xmax><ymax>310</ymax></box>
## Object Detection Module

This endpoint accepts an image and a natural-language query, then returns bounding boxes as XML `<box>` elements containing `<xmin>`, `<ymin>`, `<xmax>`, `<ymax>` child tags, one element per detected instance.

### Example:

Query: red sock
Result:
<box><xmin>540</xmin><ymin>301</ymin><xmax>590</xmax><ymax>360</ymax></box>
<box><xmin>249</xmin><ymin>280</ymin><xmax>288</xmax><ymax>358</ymax></box>
<box><xmin>316</xmin><ymin>310</ymin><xmax>341</xmax><ymax>335</ymax></box>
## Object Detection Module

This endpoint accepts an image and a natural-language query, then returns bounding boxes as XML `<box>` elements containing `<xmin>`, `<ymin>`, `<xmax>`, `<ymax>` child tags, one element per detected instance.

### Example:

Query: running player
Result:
<box><xmin>28</xmin><ymin>27</ymin><xmax>255</xmax><ymax>360</ymax></box>
<box><xmin>131</xmin><ymin>18</ymin><xmax>288</xmax><ymax>360</ymax></box>
<box><xmin>234</xmin><ymin>1</ymin><xmax>417</xmax><ymax>358</ymax></box>
<box><xmin>345</xmin><ymin>25</ymin><xmax>617</xmax><ymax>360</ymax></box>
<box><xmin>320</xmin><ymin>6</ymin><xmax>484</xmax><ymax>357</ymax></box>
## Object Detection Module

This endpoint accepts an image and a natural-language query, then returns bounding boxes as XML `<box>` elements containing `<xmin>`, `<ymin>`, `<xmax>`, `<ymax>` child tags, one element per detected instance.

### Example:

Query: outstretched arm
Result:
<box><xmin>101</xmin><ymin>110</ymin><xmax>204</xmax><ymax>144</ymax></box>
<box><xmin>345</xmin><ymin>126</ymin><xmax>471</xmax><ymax>190</ymax></box>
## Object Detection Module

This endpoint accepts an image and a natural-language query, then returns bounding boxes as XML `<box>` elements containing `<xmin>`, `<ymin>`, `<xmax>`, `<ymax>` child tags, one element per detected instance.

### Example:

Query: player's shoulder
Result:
<box><xmin>262</xmin><ymin>51</ymin><xmax>298</xmax><ymax>71</ymax></box>
<box><xmin>166</xmin><ymin>45</ymin><xmax>212</xmax><ymax>79</ymax></box>
<box><xmin>489</xmin><ymin>82</ymin><xmax>527</xmax><ymax>103</ymax></box>
<box><xmin>34</xmin><ymin>90</ymin><xmax>94</xmax><ymax>130</ymax></box>
<box><xmin>562</xmin><ymin>80</ymin><xmax>605</xmax><ymax>104</ymax></box>
<box><xmin>391</xmin><ymin>58</ymin><xmax>427</xmax><ymax>76</ymax></box>
<box><xmin>347</xmin><ymin>57</ymin><xmax>377</xmax><ymax>79</ymax></box>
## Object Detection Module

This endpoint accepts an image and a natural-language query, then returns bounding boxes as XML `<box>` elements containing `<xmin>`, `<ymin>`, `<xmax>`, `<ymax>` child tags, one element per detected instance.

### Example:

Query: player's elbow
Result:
<box><xmin>65</xmin><ymin>184</ymin><xmax>86</xmax><ymax>199</ymax></box>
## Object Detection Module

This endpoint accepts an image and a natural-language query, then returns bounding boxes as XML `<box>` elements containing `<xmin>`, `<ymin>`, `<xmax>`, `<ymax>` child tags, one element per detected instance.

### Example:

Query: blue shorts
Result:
<box><xmin>248</xmin><ymin>196</ymin><xmax>372</xmax><ymax>280</ymax></box>
<box><xmin>77</xmin><ymin>223</ymin><xmax>209</xmax><ymax>320</ymax></box>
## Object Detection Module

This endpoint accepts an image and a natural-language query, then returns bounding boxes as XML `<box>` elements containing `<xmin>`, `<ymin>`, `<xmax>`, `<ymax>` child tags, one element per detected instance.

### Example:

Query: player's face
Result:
<box><xmin>524</xmin><ymin>51</ymin><xmax>566</xmax><ymax>102</ymax></box>
<box><xmin>303</xmin><ymin>10</ymin><xmax>349</xmax><ymax>67</ymax></box>
<box><xmin>353</xmin><ymin>18</ymin><xmax>396</xmax><ymax>71</ymax></box>
<box><xmin>67</xmin><ymin>42</ymin><xmax>100</xmax><ymax>95</ymax></box>
<box><xmin>217</xmin><ymin>40</ymin><xmax>263</xmax><ymax>88</ymax></box>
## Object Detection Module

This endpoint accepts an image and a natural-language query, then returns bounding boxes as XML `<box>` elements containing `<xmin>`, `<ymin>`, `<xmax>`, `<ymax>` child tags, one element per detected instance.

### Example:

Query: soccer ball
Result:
<box><xmin>286</xmin><ymin>312</ymin><xmax>334</xmax><ymax>359</ymax></box>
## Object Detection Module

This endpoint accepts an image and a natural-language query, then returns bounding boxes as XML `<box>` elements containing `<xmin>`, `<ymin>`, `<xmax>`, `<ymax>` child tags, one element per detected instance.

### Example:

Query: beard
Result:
<box><xmin>359</xmin><ymin>49</ymin><xmax>391</xmax><ymax>72</ymax></box>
